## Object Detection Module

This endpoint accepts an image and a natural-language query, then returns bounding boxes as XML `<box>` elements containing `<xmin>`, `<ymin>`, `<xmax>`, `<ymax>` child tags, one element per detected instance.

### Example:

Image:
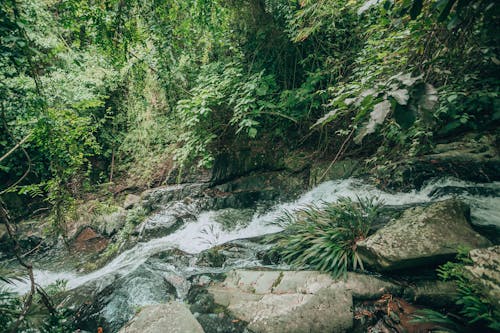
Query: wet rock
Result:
<box><xmin>403</xmin><ymin>280</ymin><xmax>458</xmax><ymax>308</ymax></box>
<box><xmin>187</xmin><ymin>284</ymin><xmax>250</xmax><ymax>333</ymax></box>
<box><xmin>141</xmin><ymin>183</ymin><xmax>207</xmax><ymax>212</ymax></box>
<box><xmin>95</xmin><ymin>209</ymin><xmax>128</xmax><ymax>236</ymax></box>
<box><xmin>137</xmin><ymin>200</ymin><xmax>197</xmax><ymax>240</ymax></box>
<box><xmin>70</xmin><ymin>262</ymin><xmax>179</xmax><ymax>332</ymax></box>
<box><xmin>464</xmin><ymin>245</ymin><xmax>500</xmax><ymax>311</ymax></box>
<box><xmin>197</xmin><ymin>248</ymin><xmax>227</xmax><ymax>268</ymax></box>
<box><xmin>309</xmin><ymin>158</ymin><xmax>361</xmax><ymax>186</ymax></box>
<box><xmin>208</xmin><ymin>270</ymin><xmax>401</xmax><ymax>333</ymax></box>
<box><xmin>118</xmin><ymin>302</ymin><xmax>205</xmax><ymax>333</ymax></box>
<box><xmin>123</xmin><ymin>194</ymin><xmax>141</xmax><ymax>209</ymax></box>
<box><xmin>206</xmin><ymin>171</ymin><xmax>308</xmax><ymax>210</ymax></box>
<box><xmin>394</xmin><ymin>133</ymin><xmax>500</xmax><ymax>189</ymax></box>
<box><xmin>358</xmin><ymin>199</ymin><xmax>492</xmax><ymax>271</ymax></box>
<box><xmin>71</xmin><ymin>227</ymin><xmax>108</xmax><ymax>253</ymax></box>
<box><xmin>197</xmin><ymin>239</ymin><xmax>272</xmax><ymax>268</ymax></box>
<box><xmin>210</xmin><ymin>149</ymin><xmax>286</xmax><ymax>185</ymax></box>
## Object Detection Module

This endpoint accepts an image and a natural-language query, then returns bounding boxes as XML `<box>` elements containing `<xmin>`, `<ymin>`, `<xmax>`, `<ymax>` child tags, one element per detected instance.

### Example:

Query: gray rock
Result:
<box><xmin>464</xmin><ymin>245</ymin><xmax>500</xmax><ymax>310</ymax></box>
<box><xmin>309</xmin><ymin>158</ymin><xmax>361</xmax><ymax>186</ymax></box>
<box><xmin>118</xmin><ymin>302</ymin><xmax>205</xmax><ymax>333</ymax></box>
<box><xmin>403</xmin><ymin>280</ymin><xmax>458</xmax><ymax>307</ymax></box>
<box><xmin>123</xmin><ymin>194</ymin><xmax>141</xmax><ymax>209</ymax></box>
<box><xmin>358</xmin><ymin>199</ymin><xmax>492</xmax><ymax>271</ymax></box>
<box><xmin>141</xmin><ymin>183</ymin><xmax>207</xmax><ymax>211</ymax></box>
<box><xmin>392</xmin><ymin>133</ymin><xmax>500</xmax><ymax>189</ymax></box>
<box><xmin>208</xmin><ymin>270</ymin><xmax>400</xmax><ymax>333</ymax></box>
<box><xmin>136</xmin><ymin>200</ymin><xmax>195</xmax><ymax>240</ymax></box>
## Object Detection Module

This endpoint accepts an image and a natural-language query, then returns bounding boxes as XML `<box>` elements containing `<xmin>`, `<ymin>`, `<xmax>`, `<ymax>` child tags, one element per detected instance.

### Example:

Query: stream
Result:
<box><xmin>7</xmin><ymin>177</ymin><xmax>500</xmax><ymax>331</ymax></box>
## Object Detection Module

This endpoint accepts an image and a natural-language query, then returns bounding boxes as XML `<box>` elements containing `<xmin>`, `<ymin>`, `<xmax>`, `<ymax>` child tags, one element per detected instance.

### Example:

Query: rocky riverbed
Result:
<box><xmin>3</xmin><ymin>171</ymin><xmax>499</xmax><ymax>333</ymax></box>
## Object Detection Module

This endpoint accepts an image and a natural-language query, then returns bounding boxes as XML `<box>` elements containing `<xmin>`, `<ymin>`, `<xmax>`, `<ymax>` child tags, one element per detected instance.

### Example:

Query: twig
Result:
<box><xmin>318</xmin><ymin>126</ymin><xmax>355</xmax><ymax>183</ymax></box>
<box><xmin>0</xmin><ymin>107</ymin><xmax>32</xmax><ymax>195</ymax></box>
<box><xmin>0</xmin><ymin>133</ymin><xmax>32</xmax><ymax>164</ymax></box>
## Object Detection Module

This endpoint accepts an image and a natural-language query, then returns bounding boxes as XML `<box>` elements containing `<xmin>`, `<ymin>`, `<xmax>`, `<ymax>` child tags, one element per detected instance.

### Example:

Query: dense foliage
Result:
<box><xmin>1</xmin><ymin>0</ymin><xmax>498</xmax><ymax>222</ymax></box>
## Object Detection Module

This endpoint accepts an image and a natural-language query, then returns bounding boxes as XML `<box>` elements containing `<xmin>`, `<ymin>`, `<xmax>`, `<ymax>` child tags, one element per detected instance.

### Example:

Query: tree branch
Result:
<box><xmin>0</xmin><ymin>133</ymin><xmax>32</xmax><ymax>164</ymax></box>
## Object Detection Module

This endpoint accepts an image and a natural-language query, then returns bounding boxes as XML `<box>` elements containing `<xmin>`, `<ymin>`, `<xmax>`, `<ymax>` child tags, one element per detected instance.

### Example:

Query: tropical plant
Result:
<box><xmin>269</xmin><ymin>196</ymin><xmax>381</xmax><ymax>279</ymax></box>
<box><xmin>412</xmin><ymin>247</ymin><xmax>500</xmax><ymax>331</ymax></box>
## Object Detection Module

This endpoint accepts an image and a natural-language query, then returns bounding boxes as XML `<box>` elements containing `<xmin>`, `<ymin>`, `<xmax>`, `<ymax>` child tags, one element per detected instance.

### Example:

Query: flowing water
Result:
<box><xmin>7</xmin><ymin>177</ymin><xmax>500</xmax><ymax>330</ymax></box>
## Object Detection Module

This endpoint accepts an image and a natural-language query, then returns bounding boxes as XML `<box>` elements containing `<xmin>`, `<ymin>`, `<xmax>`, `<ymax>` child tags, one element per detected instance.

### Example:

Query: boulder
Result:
<box><xmin>464</xmin><ymin>245</ymin><xmax>500</xmax><ymax>310</ymax></box>
<box><xmin>357</xmin><ymin>199</ymin><xmax>491</xmax><ymax>271</ymax></box>
<box><xmin>118</xmin><ymin>302</ymin><xmax>204</xmax><ymax>333</ymax></box>
<box><xmin>207</xmin><ymin>270</ymin><xmax>400</xmax><ymax>333</ymax></box>
<box><xmin>136</xmin><ymin>200</ymin><xmax>195</xmax><ymax>240</ymax></box>
<box><xmin>141</xmin><ymin>183</ymin><xmax>207</xmax><ymax>212</ymax></box>
<box><xmin>123</xmin><ymin>194</ymin><xmax>141</xmax><ymax>209</ymax></box>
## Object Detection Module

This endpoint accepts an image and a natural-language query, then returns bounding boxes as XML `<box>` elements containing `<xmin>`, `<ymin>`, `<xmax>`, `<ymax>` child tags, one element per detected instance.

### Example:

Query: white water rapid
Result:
<box><xmin>9</xmin><ymin>177</ymin><xmax>500</xmax><ymax>295</ymax></box>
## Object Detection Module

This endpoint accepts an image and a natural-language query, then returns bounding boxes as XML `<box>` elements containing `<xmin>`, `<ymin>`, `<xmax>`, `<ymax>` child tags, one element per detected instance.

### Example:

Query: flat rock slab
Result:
<box><xmin>208</xmin><ymin>270</ymin><xmax>400</xmax><ymax>333</ymax></box>
<box><xmin>358</xmin><ymin>199</ymin><xmax>491</xmax><ymax>271</ymax></box>
<box><xmin>118</xmin><ymin>302</ymin><xmax>204</xmax><ymax>333</ymax></box>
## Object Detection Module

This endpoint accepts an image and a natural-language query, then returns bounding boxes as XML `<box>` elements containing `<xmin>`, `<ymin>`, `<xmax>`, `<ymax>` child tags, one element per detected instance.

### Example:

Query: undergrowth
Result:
<box><xmin>412</xmin><ymin>247</ymin><xmax>500</xmax><ymax>332</ymax></box>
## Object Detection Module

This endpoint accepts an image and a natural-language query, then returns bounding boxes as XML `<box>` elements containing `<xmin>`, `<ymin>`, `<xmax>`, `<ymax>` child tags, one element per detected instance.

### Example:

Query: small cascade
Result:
<box><xmin>10</xmin><ymin>178</ymin><xmax>500</xmax><ymax>294</ymax></box>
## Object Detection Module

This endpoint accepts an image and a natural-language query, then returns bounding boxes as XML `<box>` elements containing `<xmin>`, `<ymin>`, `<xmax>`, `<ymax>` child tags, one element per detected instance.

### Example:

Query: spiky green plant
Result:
<box><xmin>269</xmin><ymin>196</ymin><xmax>381</xmax><ymax>279</ymax></box>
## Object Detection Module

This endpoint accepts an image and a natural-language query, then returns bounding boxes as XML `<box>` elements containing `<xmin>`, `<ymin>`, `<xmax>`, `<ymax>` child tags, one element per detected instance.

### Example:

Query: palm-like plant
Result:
<box><xmin>269</xmin><ymin>196</ymin><xmax>381</xmax><ymax>279</ymax></box>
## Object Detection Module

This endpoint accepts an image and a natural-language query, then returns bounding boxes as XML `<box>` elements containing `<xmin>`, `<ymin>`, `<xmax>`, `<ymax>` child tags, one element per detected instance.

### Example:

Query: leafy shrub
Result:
<box><xmin>269</xmin><ymin>196</ymin><xmax>381</xmax><ymax>279</ymax></box>
<box><xmin>175</xmin><ymin>61</ymin><xmax>280</xmax><ymax>169</ymax></box>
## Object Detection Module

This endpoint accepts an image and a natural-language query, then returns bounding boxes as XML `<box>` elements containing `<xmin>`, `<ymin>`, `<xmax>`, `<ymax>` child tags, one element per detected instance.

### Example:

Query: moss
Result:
<box><xmin>272</xmin><ymin>271</ymin><xmax>284</xmax><ymax>290</ymax></box>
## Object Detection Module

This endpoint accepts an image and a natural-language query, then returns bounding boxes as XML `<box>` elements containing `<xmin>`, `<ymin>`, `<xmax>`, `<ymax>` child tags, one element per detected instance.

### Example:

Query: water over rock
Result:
<box><xmin>357</xmin><ymin>199</ymin><xmax>492</xmax><ymax>271</ymax></box>
<box><xmin>66</xmin><ymin>256</ymin><xmax>181</xmax><ymax>332</ymax></box>
<box><xmin>118</xmin><ymin>302</ymin><xmax>205</xmax><ymax>333</ymax></box>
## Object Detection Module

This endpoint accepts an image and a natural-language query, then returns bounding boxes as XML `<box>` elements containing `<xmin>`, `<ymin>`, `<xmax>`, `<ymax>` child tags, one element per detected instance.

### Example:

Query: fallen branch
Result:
<box><xmin>318</xmin><ymin>127</ymin><xmax>356</xmax><ymax>183</ymax></box>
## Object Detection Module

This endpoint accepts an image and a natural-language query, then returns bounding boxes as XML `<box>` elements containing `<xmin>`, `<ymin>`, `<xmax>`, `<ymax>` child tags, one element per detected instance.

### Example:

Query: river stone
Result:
<box><xmin>403</xmin><ymin>280</ymin><xmax>458</xmax><ymax>307</ymax></box>
<box><xmin>357</xmin><ymin>199</ymin><xmax>492</xmax><ymax>271</ymax></box>
<box><xmin>118</xmin><ymin>302</ymin><xmax>205</xmax><ymax>333</ymax></box>
<box><xmin>123</xmin><ymin>194</ymin><xmax>141</xmax><ymax>209</ymax></box>
<box><xmin>464</xmin><ymin>245</ymin><xmax>500</xmax><ymax>310</ymax></box>
<box><xmin>208</xmin><ymin>270</ymin><xmax>401</xmax><ymax>333</ymax></box>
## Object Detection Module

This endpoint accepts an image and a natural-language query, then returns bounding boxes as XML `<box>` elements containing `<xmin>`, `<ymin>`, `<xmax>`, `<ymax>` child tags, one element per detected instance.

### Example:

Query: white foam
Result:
<box><xmin>10</xmin><ymin>178</ymin><xmax>500</xmax><ymax>294</ymax></box>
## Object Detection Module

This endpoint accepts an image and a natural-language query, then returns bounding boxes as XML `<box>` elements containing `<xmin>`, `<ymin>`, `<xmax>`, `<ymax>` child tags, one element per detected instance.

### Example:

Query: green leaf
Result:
<box><xmin>388</xmin><ymin>88</ymin><xmax>409</xmax><ymax>105</ymax></box>
<box><xmin>410</xmin><ymin>0</ymin><xmax>423</xmax><ymax>19</ymax></box>
<box><xmin>354</xmin><ymin>99</ymin><xmax>392</xmax><ymax>144</ymax></box>
<box><xmin>438</xmin><ymin>0</ymin><xmax>457</xmax><ymax>22</ymax></box>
